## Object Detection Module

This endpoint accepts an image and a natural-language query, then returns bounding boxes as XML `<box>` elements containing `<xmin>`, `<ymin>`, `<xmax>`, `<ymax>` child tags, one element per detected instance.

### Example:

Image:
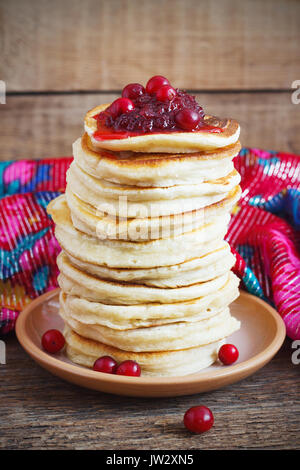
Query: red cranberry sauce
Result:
<box><xmin>92</xmin><ymin>77</ymin><xmax>223</xmax><ymax>139</ymax></box>
<box><xmin>96</xmin><ymin>90</ymin><xmax>205</xmax><ymax>134</ymax></box>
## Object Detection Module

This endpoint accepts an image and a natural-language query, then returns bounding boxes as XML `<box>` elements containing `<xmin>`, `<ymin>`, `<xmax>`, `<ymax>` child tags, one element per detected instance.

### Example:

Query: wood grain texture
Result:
<box><xmin>1</xmin><ymin>0</ymin><xmax>300</xmax><ymax>92</ymax></box>
<box><xmin>0</xmin><ymin>92</ymin><xmax>299</xmax><ymax>161</ymax></box>
<box><xmin>1</xmin><ymin>334</ymin><xmax>299</xmax><ymax>449</ymax></box>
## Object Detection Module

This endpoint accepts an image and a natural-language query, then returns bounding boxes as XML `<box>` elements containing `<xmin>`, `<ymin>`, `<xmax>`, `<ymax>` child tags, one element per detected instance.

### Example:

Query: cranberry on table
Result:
<box><xmin>146</xmin><ymin>75</ymin><xmax>170</xmax><ymax>95</ymax></box>
<box><xmin>122</xmin><ymin>83</ymin><xmax>145</xmax><ymax>100</ymax></box>
<box><xmin>175</xmin><ymin>108</ymin><xmax>201</xmax><ymax>130</ymax></box>
<box><xmin>184</xmin><ymin>406</ymin><xmax>214</xmax><ymax>434</ymax></box>
<box><xmin>218</xmin><ymin>344</ymin><xmax>239</xmax><ymax>365</ymax></box>
<box><xmin>106</xmin><ymin>98</ymin><xmax>135</xmax><ymax>118</ymax></box>
<box><xmin>93</xmin><ymin>356</ymin><xmax>118</xmax><ymax>374</ymax></box>
<box><xmin>156</xmin><ymin>85</ymin><xmax>177</xmax><ymax>102</ymax></box>
<box><xmin>41</xmin><ymin>329</ymin><xmax>65</xmax><ymax>354</ymax></box>
<box><xmin>116</xmin><ymin>360</ymin><xmax>141</xmax><ymax>377</ymax></box>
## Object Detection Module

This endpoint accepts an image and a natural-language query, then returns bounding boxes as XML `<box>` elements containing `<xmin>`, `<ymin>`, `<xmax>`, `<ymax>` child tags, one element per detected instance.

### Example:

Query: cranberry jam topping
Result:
<box><xmin>95</xmin><ymin>75</ymin><xmax>210</xmax><ymax>134</ymax></box>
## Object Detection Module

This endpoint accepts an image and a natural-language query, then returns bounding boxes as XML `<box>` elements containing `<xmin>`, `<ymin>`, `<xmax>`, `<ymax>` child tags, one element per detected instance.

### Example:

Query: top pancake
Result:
<box><xmin>84</xmin><ymin>104</ymin><xmax>240</xmax><ymax>153</ymax></box>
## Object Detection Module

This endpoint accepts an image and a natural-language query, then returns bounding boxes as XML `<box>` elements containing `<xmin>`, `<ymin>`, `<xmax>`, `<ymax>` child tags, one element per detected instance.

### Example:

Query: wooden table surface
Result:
<box><xmin>1</xmin><ymin>334</ymin><xmax>299</xmax><ymax>450</ymax></box>
<box><xmin>0</xmin><ymin>0</ymin><xmax>300</xmax><ymax>450</ymax></box>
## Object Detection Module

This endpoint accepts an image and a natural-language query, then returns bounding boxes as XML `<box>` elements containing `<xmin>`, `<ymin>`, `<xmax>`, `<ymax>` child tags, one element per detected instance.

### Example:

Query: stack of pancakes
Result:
<box><xmin>47</xmin><ymin>104</ymin><xmax>242</xmax><ymax>376</ymax></box>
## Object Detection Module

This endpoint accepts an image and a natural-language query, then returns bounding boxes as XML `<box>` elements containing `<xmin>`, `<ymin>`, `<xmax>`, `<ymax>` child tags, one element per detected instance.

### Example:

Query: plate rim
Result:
<box><xmin>16</xmin><ymin>288</ymin><xmax>286</xmax><ymax>389</ymax></box>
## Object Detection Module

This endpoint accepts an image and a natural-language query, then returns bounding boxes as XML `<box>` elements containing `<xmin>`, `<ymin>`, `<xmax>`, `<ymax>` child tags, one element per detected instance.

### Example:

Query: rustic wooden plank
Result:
<box><xmin>1</xmin><ymin>0</ymin><xmax>300</xmax><ymax>92</ymax></box>
<box><xmin>0</xmin><ymin>92</ymin><xmax>299</xmax><ymax>161</ymax></box>
<box><xmin>1</xmin><ymin>334</ymin><xmax>299</xmax><ymax>449</ymax></box>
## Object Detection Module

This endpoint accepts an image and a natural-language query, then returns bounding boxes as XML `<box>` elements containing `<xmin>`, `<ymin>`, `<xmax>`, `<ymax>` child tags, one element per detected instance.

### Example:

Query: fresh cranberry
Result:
<box><xmin>146</xmin><ymin>75</ymin><xmax>170</xmax><ymax>95</ymax></box>
<box><xmin>93</xmin><ymin>356</ymin><xmax>118</xmax><ymax>374</ymax></box>
<box><xmin>156</xmin><ymin>85</ymin><xmax>177</xmax><ymax>102</ymax></box>
<box><xmin>106</xmin><ymin>98</ymin><xmax>135</xmax><ymax>118</ymax></box>
<box><xmin>122</xmin><ymin>83</ymin><xmax>145</xmax><ymax>100</ymax></box>
<box><xmin>41</xmin><ymin>329</ymin><xmax>65</xmax><ymax>354</ymax></box>
<box><xmin>98</xmin><ymin>87</ymin><xmax>204</xmax><ymax>134</ymax></box>
<box><xmin>218</xmin><ymin>344</ymin><xmax>239</xmax><ymax>365</ymax></box>
<box><xmin>175</xmin><ymin>108</ymin><xmax>201</xmax><ymax>130</ymax></box>
<box><xmin>116</xmin><ymin>360</ymin><xmax>141</xmax><ymax>377</ymax></box>
<box><xmin>184</xmin><ymin>406</ymin><xmax>214</xmax><ymax>434</ymax></box>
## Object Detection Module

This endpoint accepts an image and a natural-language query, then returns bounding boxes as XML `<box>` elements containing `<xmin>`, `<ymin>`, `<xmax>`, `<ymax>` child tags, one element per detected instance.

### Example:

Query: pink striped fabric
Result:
<box><xmin>0</xmin><ymin>149</ymin><xmax>299</xmax><ymax>338</ymax></box>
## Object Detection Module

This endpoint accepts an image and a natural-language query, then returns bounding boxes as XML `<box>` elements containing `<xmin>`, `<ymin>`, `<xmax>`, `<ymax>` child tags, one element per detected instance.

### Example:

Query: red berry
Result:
<box><xmin>122</xmin><ymin>83</ymin><xmax>145</xmax><ymax>100</ymax></box>
<box><xmin>156</xmin><ymin>85</ymin><xmax>176</xmax><ymax>102</ymax></box>
<box><xmin>93</xmin><ymin>356</ymin><xmax>118</xmax><ymax>374</ymax></box>
<box><xmin>184</xmin><ymin>406</ymin><xmax>214</xmax><ymax>434</ymax></box>
<box><xmin>175</xmin><ymin>108</ymin><xmax>201</xmax><ymax>130</ymax></box>
<box><xmin>41</xmin><ymin>329</ymin><xmax>65</xmax><ymax>354</ymax></box>
<box><xmin>116</xmin><ymin>360</ymin><xmax>141</xmax><ymax>377</ymax></box>
<box><xmin>218</xmin><ymin>344</ymin><xmax>239</xmax><ymax>365</ymax></box>
<box><xmin>106</xmin><ymin>98</ymin><xmax>135</xmax><ymax>118</ymax></box>
<box><xmin>146</xmin><ymin>75</ymin><xmax>170</xmax><ymax>95</ymax></box>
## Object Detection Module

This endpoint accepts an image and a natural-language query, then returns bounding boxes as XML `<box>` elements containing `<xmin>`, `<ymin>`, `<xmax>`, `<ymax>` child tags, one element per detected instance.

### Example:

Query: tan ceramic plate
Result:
<box><xmin>16</xmin><ymin>289</ymin><xmax>286</xmax><ymax>397</ymax></box>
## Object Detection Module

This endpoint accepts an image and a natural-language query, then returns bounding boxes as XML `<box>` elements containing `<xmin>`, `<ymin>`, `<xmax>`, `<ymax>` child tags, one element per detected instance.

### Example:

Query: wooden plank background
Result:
<box><xmin>1</xmin><ymin>0</ymin><xmax>300</xmax><ymax>158</ymax></box>
<box><xmin>2</xmin><ymin>0</ymin><xmax>300</xmax><ymax>91</ymax></box>
<box><xmin>1</xmin><ymin>91</ymin><xmax>299</xmax><ymax>159</ymax></box>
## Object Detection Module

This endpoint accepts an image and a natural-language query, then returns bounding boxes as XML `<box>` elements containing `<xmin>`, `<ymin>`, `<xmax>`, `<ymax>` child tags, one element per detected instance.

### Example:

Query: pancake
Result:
<box><xmin>65</xmin><ymin>184</ymin><xmax>241</xmax><ymax>240</ymax></box>
<box><xmin>68</xmin><ymin>160</ymin><xmax>241</xmax><ymax>202</ymax></box>
<box><xmin>67</xmin><ymin>160</ymin><xmax>241</xmax><ymax>217</ymax></box>
<box><xmin>48</xmin><ymin>196</ymin><xmax>231</xmax><ymax>267</ymax></box>
<box><xmin>65</xmin><ymin>241</ymin><xmax>235</xmax><ymax>287</ymax></box>
<box><xmin>67</xmin><ymin>168</ymin><xmax>240</xmax><ymax>218</ymax></box>
<box><xmin>57</xmin><ymin>251</ymin><xmax>231</xmax><ymax>305</ymax></box>
<box><xmin>61</xmin><ymin>303</ymin><xmax>240</xmax><ymax>352</ymax></box>
<box><xmin>59</xmin><ymin>272</ymin><xmax>239</xmax><ymax>329</ymax></box>
<box><xmin>84</xmin><ymin>104</ymin><xmax>240</xmax><ymax>153</ymax></box>
<box><xmin>49</xmin><ymin>89</ymin><xmax>242</xmax><ymax>377</ymax></box>
<box><xmin>73</xmin><ymin>133</ymin><xmax>241</xmax><ymax>187</ymax></box>
<box><xmin>65</xmin><ymin>252</ymin><xmax>234</xmax><ymax>288</ymax></box>
<box><xmin>64</xmin><ymin>327</ymin><xmax>226</xmax><ymax>376</ymax></box>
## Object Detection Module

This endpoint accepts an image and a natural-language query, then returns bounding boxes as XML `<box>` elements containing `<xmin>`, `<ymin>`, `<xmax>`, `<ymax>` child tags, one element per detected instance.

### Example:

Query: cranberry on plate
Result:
<box><xmin>116</xmin><ymin>360</ymin><xmax>141</xmax><ymax>377</ymax></box>
<box><xmin>41</xmin><ymin>329</ymin><xmax>65</xmax><ymax>354</ymax></box>
<box><xmin>93</xmin><ymin>356</ymin><xmax>118</xmax><ymax>374</ymax></box>
<box><xmin>218</xmin><ymin>344</ymin><xmax>239</xmax><ymax>365</ymax></box>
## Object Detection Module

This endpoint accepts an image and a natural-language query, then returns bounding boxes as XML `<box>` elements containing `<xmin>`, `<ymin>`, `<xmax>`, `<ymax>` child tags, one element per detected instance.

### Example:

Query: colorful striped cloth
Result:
<box><xmin>0</xmin><ymin>149</ymin><xmax>299</xmax><ymax>339</ymax></box>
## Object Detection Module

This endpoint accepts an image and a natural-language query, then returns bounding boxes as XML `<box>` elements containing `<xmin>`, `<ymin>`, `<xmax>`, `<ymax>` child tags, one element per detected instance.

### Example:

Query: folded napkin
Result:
<box><xmin>0</xmin><ymin>150</ymin><xmax>299</xmax><ymax>339</ymax></box>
